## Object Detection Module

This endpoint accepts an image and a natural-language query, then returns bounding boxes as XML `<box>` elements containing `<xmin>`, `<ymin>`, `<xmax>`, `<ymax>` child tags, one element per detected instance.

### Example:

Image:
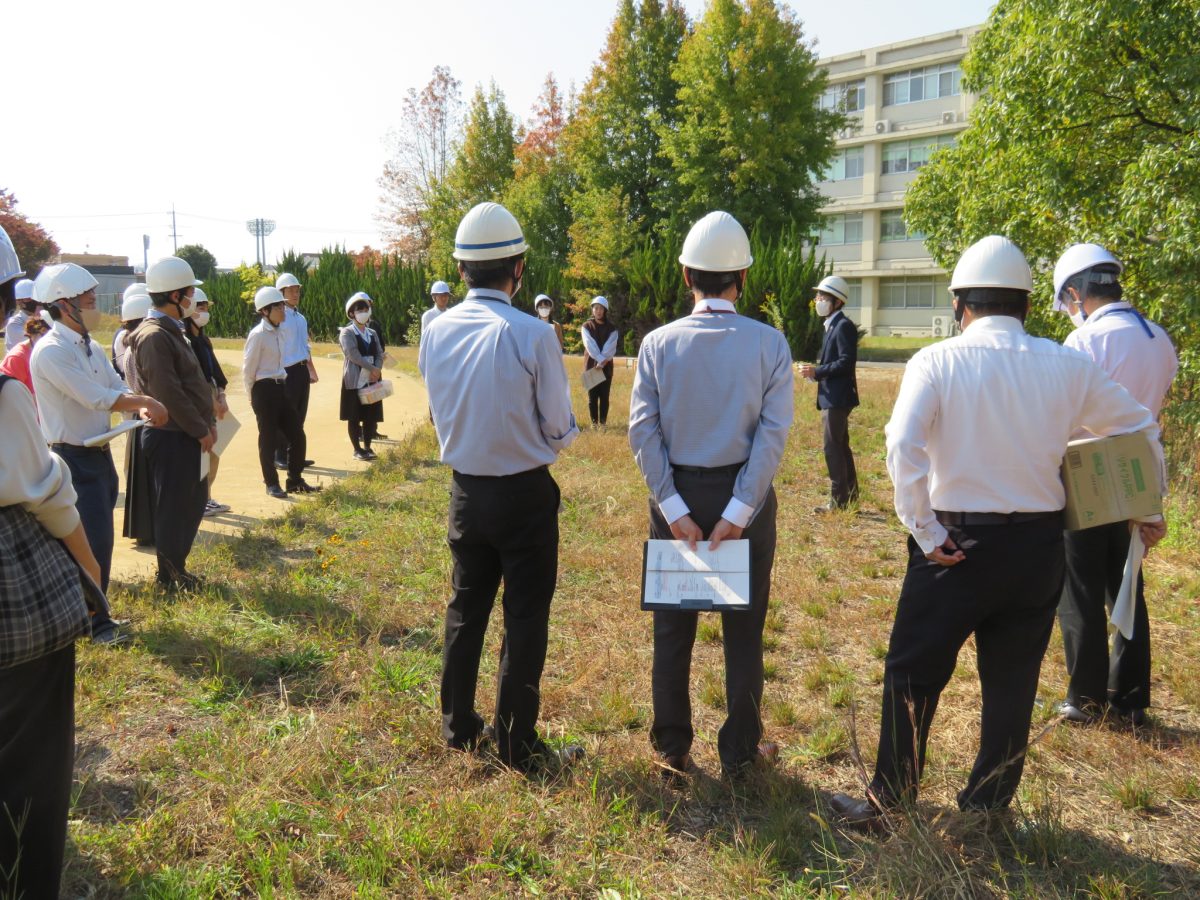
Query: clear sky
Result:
<box><xmin>4</xmin><ymin>0</ymin><xmax>994</xmax><ymax>270</ymax></box>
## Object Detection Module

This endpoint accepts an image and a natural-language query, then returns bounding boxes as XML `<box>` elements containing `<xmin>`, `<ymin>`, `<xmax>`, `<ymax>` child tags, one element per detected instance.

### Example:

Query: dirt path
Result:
<box><xmin>109</xmin><ymin>347</ymin><xmax>428</xmax><ymax>582</ymax></box>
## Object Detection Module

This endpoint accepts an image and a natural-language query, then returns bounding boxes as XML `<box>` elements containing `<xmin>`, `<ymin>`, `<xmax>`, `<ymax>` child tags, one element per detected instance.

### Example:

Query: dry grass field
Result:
<box><xmin>63</xmin><ymin>359</ymin><xmax>1200</xmax><ymax>897</ymax></box>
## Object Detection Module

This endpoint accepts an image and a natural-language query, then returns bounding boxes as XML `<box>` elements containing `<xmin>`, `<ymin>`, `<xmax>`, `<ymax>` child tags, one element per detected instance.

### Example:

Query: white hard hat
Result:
<box><xmin>276</xmin><ymin>272</ymin><xmax>301</xmax><ymax>290</ymax></box>
<box><xmin>679</xmin><ymin>211</ymin><xmax>753</xmax><ymax>272</ymax></box>
<box><xmin>535</xmin><ymin>293</ymin><xmax>553</xmax><ymax>306</ymax></box>
<box><xmin>345</xmin><ymin>291</ymin><xmax>372</xmax><ymax>315</ymax></box>
<box><xmin>191</xmin><ymin>286</ymin><xmax>209</xmax><ymax>305</ymax></box>
<box><xmin>33</xmin><ymin>263</ymin><xmax>99</xmax><ymax>304</ymax></box>
<box><xmin>948</xmin><ymin>235</ymin><xmax>1033</xmax><ymax>294</ymax></box>
<box><xmin>815</xmin><ymin>275</ymin><xmax>850</xmax><ymax>303</ymax></box>
<box><xmin>146</xmin><ymin>256</ymin><xmax>202</xmax><ymax>293</ymax></box>
<box><xmin>0</xmin><ymin>225</ymin><xmax>23</xmax><ymax>284</ymax></box>
<box><xmin>590</xmin><ymin>296</ymin><xmax>609</xmax><ymax>310</ymax></box>
<box><xmin>122</xmin><ymin>282</ymin><xmax>149</xmax><ymax>302</ymax></box>
<box><xmin>1051</xmin><ymin>243</ymin><xmax>1123</xmax><ymax>312</ymax></box>
<box><xmin>14</xmin><ymin>278</ymin><xmax>35</xmax><ymax>301</ymax></box>
<box><xmin>430</xmin><ymin>280</ymin><xmax>451</xmax><ymax>295</ymax></box>
<box><xmin>254</xmin><ymin>286</ymin><xmax>285</xmax><ymax>311</ymax></box>
<box><xmin>120</xmin><ymin>293</ymin><xmax>152</xmax><ymax>321</ymax></box>
<box><xmin>453</xmin><ymin>202</ymin><xmax>528</xmax><ymax>261</ymax></box>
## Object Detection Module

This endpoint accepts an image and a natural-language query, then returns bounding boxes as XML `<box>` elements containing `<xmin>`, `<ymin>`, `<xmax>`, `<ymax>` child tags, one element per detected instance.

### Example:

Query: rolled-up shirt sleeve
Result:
<box><xmin>35</xmin><ymin>340</ymin><xmax>127</xmax><ymax>411</ymax></box>
<box><xmin>0</xmin><ymin>379</ymin><xmax>80</xmax><ymax>537</ymax></box>
<box><xmin>725</xmin><ymin>333</ymin><xmax>794</xmax><ymax>527</ymax></box>
<box><xmin>885</xmin><ymin>355</ymin><xmax>948</xmax><ymax>554</ymax></box>
<box><xmin>532</xmin><ymin>327</ymin><xmax>579</xmax><ymax>452</ymax></box>
<box><xmin>629</xmin><ymin>340</ymin><xmax>688</xmax><ymax>523</ymax></box>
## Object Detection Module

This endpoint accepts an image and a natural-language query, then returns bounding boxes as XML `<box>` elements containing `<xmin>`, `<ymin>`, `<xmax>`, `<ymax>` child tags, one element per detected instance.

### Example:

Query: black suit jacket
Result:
<box><xmin>814</xmin><ymin>311</ymin><xmax>859</xmax><ymax>410</ymax></box>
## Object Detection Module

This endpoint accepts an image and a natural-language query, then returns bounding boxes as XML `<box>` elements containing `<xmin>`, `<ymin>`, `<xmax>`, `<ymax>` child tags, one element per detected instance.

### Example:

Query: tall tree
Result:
<box><xmin>175</xmin><ymin>243</ymin><xmax>218</xmax><ymax>280</ymax></box>
<box><xmin>564</xmin><ymin>0</ymin><xmax>689</xmax><ymax>289</ymax></box>
<box><xmin>0</xmin><ymin>190</ymin><xmax>59</xmax><ymax>277</ymax></box>
<box><xmin>378</xmin><ymin>66</ymin><xmax>463</xmax><ymax>259</ymax></box>
<box><xmin>662</xmin><ymin>0</ymin><xmax>839</xmax><ymax>233</ymax></box>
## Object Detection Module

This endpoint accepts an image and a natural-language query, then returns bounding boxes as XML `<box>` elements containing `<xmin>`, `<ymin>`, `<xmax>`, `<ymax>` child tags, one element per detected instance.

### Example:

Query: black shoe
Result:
<box><xmin>353</xmin><ymin>449</ymin><xmax>371</xmax><ymax>461</ymax></box>
<box><xmin>512</xmin><ymin>740</ymin><xmax>585</xmax><ymax>775</ymax></box>
<box><xmin>450</xmin><ymin>725</ymin><xmax>495</xmax><ymax>754</ymax></box>
<box><xmin>1110</xmin><ymin>704</ymin><xmax>1148</xmax><ymax>727</ymax></box>
<box><xmin>274</xmin><ymin>459</ymin><xmax>289</xmax><ymax>471</ymax></box>
<box><xmin>829</xmin><ymin>792</ymin><xmax>889</xmax><ymax>834</ymax></box>
<box><xmin>267</xmin><ymin>485</ymin><xmax>288</xmax><ymax>499</ymax></box>
<box><xmin>1056</xmin><ymin>700</ymin><xmax>1098</xmax><ymax>724</ymax></box>
<box><xmin>302</xmin><ymin>459</ymin><xmax>316</xmax><ymax>468</ymax></box>
<box><xmin>722</xmin><ymin>741</ymin><xmax>779</xmax><ymax>781</ymax></box>
<box><xmin>286</xmin><ymin>479</ymin><xmax>322</xmax><ymax>494</ymax></box>
<box><xmin>375</xmin><ymin>432</ymin><xmax>389</xmax><ymax>440</ymax></box>
<box><xmin>157</xmin><ymin>572</ymin><xmax>201</xmax><ymax>592</ymax></box>
<box><xmin>92</xmin><ymin>623</ymin><xmax>133</xmax><ymax>647</ymax></box>
<box><xmin>655</xmin><ymin>752</ymin><xmax>694</xmax><ymax>785</ymax></box>
<box><xmin>362</xmin><ymin>449</ymin><xmax>378</xmax><ymax>460</ymax></box>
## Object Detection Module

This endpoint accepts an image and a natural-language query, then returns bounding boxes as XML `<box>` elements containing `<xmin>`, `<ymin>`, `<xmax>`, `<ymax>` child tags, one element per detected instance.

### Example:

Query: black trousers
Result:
<box><xmin>276</xmin><ymin>361</ymin><xmax>311</xmax><ymax>464</ymax></box>
<box><xmin>252</xmin><ymin>380</ymin><xmax>306</xmax><ymax>487</ymax></box>
<box><xmin>0</xmin><ymin>643</ymin><xmax>75</xmax><ymax>900</ymax></box>
<box><xmin>1058</xmin><ymin>522</ymin><xmax>1151</xmax><ymax>712</ymax></box>
<box><xmin>870</xmin><ymin>516</ymin><xmax>1064</xmax><ymax>810</ymax></box>
<box><xmin>820</xmin><ymin>406</ymin><xmax>858</xmax><ymax>507</ymax></box>
<box><xmin>649</xmin><ymin>468</ymin><xmax>778</xmax><ymax>770</ymax></box>
<box><xmin>141</xmin><ymin>428</ymin><xmax>207</xmax><ymax>584</ymax></box>
<box><xmin>442</xmin><ymin>467</ymin><xmax>560</xmax><ymax>765</ymax></box>
<box><xmin>587</xmin><ymin>362</ymin><xmax>613</xmax><ymax>424</ymax></box>
<box><xmin>55</xmin><ymin>444</ymin><xmax>119</xmax><ymax>634</ymax></box>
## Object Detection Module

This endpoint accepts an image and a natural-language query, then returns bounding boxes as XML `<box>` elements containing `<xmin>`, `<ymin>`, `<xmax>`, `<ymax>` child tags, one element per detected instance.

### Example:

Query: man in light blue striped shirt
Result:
<box><xmin>629</xmin><ymin>211</ymin><xmax>794</xmax><ymax>781</ymax></box>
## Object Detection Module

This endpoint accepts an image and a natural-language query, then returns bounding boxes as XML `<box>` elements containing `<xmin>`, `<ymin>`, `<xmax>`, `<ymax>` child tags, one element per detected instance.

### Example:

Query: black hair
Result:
<box><xmin>45</xmin><ymin>303</ymin><xmax>64</xmax><ymax>321</ymax></box>
<box><xmin>954</xmin><ymin>287</ymin><xmax>1029</xmax><ymax>319</ymax></box>
<box><xmin>149</xmin><ymin>290</ymin><xmax>181</xmax><ymax>308</ymax></box>
<box><xmin>459</xmin><ymin>253</ymin><xmax>524</xmax><ymax>291</ymax></box>
<box><xmin>0</xmin><ymin>280</ymin><xmax>15</xmax><ymax>319</ymax></box>
<box><xmin>684</xmin><ymin>267</ymin><xmax>743</xmax><ymax>297</ymax></box>
<box><xmin>1067</xmin><ymin>263</ymin><xmax>1123</xmax><ymax>304</ymax></box>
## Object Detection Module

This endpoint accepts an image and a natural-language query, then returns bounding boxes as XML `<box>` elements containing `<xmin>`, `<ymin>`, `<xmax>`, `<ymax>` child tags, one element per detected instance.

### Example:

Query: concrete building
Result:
<box><xmin>815</xmin><ymin>25</ymin><xmax>981</xmax><ymax>336</ymax></box>
<box><xmin>57</xmin><ymin>253</ymin><xmax>137</xmax><ymax>316</ymax></box>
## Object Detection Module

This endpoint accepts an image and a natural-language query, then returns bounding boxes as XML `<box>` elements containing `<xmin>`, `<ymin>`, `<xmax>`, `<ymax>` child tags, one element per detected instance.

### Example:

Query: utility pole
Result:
<box><xmin>169</xmin><ymin>204</ymin><xmax>180</xmax><ymax>252</ymax></box>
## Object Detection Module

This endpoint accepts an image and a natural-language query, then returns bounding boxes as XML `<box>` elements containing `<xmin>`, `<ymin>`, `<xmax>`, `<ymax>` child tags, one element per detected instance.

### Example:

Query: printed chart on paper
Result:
<box><xmin>641</xmin><ymin>539</ymin><xmax>751</xmax><ymax>611</ymax></box>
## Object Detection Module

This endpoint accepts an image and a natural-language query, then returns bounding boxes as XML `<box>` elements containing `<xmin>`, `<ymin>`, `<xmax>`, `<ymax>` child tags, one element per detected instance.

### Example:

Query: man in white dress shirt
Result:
<box><xmin>419</xmin><ymin>202</ymin><xmax>581</xmax><ymax>774</ymax></box>
<box><xmin>830</xmin><ymin>236</ymin><xmax>1168</xmax><ymax>829</ymax></box>
<box><xmin>273</xmin><ymin>272</ymin><xmax>317</xmax><ymax>471</ymax></box>
<box><xmin>1051</xmin><ymin>244</ymin><xmax>1178</xmax><ymax>726</ymax></box>
<box><xmin>29</xmin><ymin>263</ymin><xmax>166</xmax><ymax>637</ymax></box>
<box><xmin>629</xmin><ymin>211</ymin><xmax>794</xmax><ymax>780</ymax></box>
<box><xmin>421</xmin><ymin>281</ymin><xmax>452</xmax><ymax>340</ymax></box>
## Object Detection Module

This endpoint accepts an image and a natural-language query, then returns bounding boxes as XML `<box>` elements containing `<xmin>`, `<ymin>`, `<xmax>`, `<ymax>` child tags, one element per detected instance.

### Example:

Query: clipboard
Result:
<box><xmin>640</xmin><ymin>539</ymin><xmax>752</xmax><ymax>612</ymax></box>
<box><xmin>582</xmin><ymin>367</ymin><xmax>607</xmax><ymax>390</ymax></box>
<box><xmin>83</xmin><ymin>418</ymin><xmax>145</xmax><ymax>448</ymax></box>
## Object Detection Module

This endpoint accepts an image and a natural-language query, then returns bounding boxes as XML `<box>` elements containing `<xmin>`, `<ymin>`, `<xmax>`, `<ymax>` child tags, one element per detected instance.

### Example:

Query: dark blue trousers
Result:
<box><xmin>141</xmin><ymin>428</ymin><xmax>206</xmax><ymax>584</ymax></box>
<box><xmin>55</xmin><ymin>444</ymin><xmax>118</xmax><ymax>634</ymax></box>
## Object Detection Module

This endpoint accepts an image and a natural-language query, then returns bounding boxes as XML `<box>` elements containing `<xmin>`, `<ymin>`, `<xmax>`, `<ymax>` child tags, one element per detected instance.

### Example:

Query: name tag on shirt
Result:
<box><xmin>641</xmin><ymin>540</ymin><xmax>751</xmax><ymax>612</ymax></box>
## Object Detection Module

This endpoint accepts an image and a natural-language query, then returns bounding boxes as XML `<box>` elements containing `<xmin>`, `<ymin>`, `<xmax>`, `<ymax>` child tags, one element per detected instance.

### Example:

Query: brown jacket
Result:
<box><xmin>129</xmin><ymin>315</ymin><xmax>214</xmax><ymax>440</ymax></box>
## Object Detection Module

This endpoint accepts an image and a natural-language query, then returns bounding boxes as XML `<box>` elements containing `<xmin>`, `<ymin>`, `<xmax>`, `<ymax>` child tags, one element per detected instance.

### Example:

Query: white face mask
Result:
<box><xmin>193</xmin><ymin>311</ymin><xmax>210</xmax><ymax>328</ymax></box>
<box><xmin>354</xmin><ymin>311</ymin><xmax>371</xmax><ymax>325</ymax></box>
<box><xmin>537</xmin><ymin>306</ymin><xmax>550</xmax><ymax>318</ymax></box>
<box><xmin>815</xmin><ymin>298</ymin><xmax>833</xmax><ymax>318</ymax></box>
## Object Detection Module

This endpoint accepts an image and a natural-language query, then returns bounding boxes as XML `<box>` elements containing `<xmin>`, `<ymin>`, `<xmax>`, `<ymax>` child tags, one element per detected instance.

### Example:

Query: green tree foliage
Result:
<box><xmin>663</xmin><ymin>0</ymin><xmax>839</xmax><ymax>233</ymax></box>
<box><xmin>274</xmin><ymin>250</ymin><xmax>311</xmax><ymax>282</ymax></box>
<box><xmin>175</xmin><ymin>243</ymin><xmax>218</xmax><ymax>281</ymax></box>
<box><xmin>903</xmin><ymin>0</ymin><xmax>1200</xmax><ymax>464</ymax></box>
<box><xmin>0</xmin><ymin>189</ymin><xmax>59</xmax><ymax>277</ymax></box>
<box><xmin>564</xmin><ymin>0</ymin><xmax>688</xmax><ymax>285</ymax></box>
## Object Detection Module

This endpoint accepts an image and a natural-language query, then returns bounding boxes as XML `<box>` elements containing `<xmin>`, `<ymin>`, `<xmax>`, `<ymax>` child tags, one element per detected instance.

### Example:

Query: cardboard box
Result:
<box><xmin>1062</xmin><ymin>432</ymin><xmax>1162</xmax><ymax>531</ymax></box>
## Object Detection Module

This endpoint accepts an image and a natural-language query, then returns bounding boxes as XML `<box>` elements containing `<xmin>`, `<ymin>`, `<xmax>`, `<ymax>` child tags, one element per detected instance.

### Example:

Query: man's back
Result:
<box><xmin>1064</xmin><ymin>302</ymin><xmax>1177</xmax><ymax>419</ymax></box>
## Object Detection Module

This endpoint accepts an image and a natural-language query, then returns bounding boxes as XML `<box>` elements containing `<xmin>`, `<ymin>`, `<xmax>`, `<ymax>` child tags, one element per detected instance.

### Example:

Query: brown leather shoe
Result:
<box><xmin>723</xmin><ymin>742</ymin><xmax>780</xmax><ymax>780</ymax></box>
<box><xmin>829</xmin><ymin>792</ymin><xmax>889</xmax><ymax>834</ymax></box>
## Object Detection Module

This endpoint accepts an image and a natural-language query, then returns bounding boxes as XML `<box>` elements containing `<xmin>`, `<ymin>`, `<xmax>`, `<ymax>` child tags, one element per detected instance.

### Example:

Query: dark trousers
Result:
<box><xmin>141</xmin><ymin>428</ymin><xmax>207</xmax><ymax>584</ymax></box>
<box><xmin>649</xmin><ymin>468</ymin><xmax>778</xmax><ymax>770</ymax></box>
<box><xmin>587</xmin><ymin>363</ymin><xmax>613</xmax><ymax>424</ymax></box>
<box><xmin>0</xmin><ymin>643</ymin><xmax>75</xmax><ymax>900</ymax></box>
<box><xmin>55</xmin><ymin>445</ymin><xmax>118</xmax><ymax>634</ymax></box>
<box><xmin>1058</xmin><ymin>522</ymin><xmax>1151</xmax><ymax>711</ymax></box>
<box><xmin>252</xmin><ymin>380</ymin><xmax>306</xmax><ymax>487</ymax></box>
<box><xmin>442</xmin><ymin>467</ymin><xmax>559</xmax><ymax>766</ymax></box>
<box><xmin>871</xmin><ymin>517</ymin><xmax>1064</xmax><ymax>810</ymax></box>
<box><xmin>348</xmin><ymin>421</ymin><xmax>378</xmax><ymax>450</ymax></box>
<box><xmin>820</xmin><ymin>406</ymin><xmax>858</xmax><ymax>506</ymax></box>
<box><xmin>276</xmin><ymin>362</ymin><xmax>310</xmax><ymax>464</ymax></box>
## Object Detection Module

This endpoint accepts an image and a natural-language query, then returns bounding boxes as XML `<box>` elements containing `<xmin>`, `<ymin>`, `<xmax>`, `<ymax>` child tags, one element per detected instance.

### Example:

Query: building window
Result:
<box><xmin>842</xmin><ymin>278</ymin><xmax>862</xmax><ymax>308</ymax></box>
<box><xmin>882</xmin><ymin>63</ymin><xmax>962</xmax><ymax>106</ymax></box>
<box><xmin>878</xmin><ymin>276</ymin><xmax>949</xmax><ymax>308</ymax></box>
<box><xmin>818</xmin><ymin>213</ymin><xmax>864</xmax><ymax>246</ymax></box>
<box><xmin>880</xmin><ymin>135</ymin><xmax>956</xmax><ymax>175</ymax></box>
<box><xmin>818</xmin><ymin>79</ymin><xmax>866</xmax><ymax>113</ymax></box>
<box><xmin>879</xmin><ymin>209</ymin><xmax>927</xmax><ymax>243</ymax></box>
<box><xmin>823</xmin><ymin>146</ymin><xmax>865</xmax><ymax>181</ymax></box>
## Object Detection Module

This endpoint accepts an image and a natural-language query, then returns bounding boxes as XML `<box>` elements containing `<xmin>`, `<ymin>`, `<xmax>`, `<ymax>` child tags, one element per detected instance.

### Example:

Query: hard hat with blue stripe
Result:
<box><xmin>452</xmin><ymin>202</ymin><xmax>529</xmax><ymax>262</ymax></box>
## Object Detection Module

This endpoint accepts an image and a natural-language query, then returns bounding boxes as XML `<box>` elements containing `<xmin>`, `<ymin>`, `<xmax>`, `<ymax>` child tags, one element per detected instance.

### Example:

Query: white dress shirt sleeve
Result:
<box><xmin>629</xmin><ymin>341</ymin><xmax>688</xmax><ymax>523</ymax></box>
<box><xmin>33</xmin><ymin>338</ymin><xmax>127</xmax><ymax>413</ymax></box>
<box><xmin>242</xmin><ymin>326</ymin><xmax>262</xmax><ymax>397</ymax></box>
<box><xmin>724</xmin><ymin>333</ymin><xmax>795</xmax><ymax>527</ymax></box>
<box><xmin>0</xmin><ymin>379</ymin><xmax>81</xmax><ymax>538</ymax></box>
<box><xmin>885</xmin><ymin>353</ymin><xmax>950</xmax><ymax>554</ymax></box>
<box><xmin>531</xmin><ymin>327</ymin><xmax>579</xmax><ymax>452</ymax></box>
<box><xmin>600</xmin><ymin>330</ymin><xmax>619</xmax><ymax>364</ymax></box>
<box><xmin>581</xmin><ymin>328</ymin><xmax>602</xmax><ymax>361</ymax></box>
<box><xmin>1075</xmin><ymin>363</ymin><xmax>1166</xmax><ymax>497</ymax></box>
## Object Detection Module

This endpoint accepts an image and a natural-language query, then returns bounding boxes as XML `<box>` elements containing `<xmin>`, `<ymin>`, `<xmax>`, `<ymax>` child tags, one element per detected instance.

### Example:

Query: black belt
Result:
<box><xmin>934</xmin><ymin>510</ymin><xmax>1062</xmax><ymax>527</ymax></box>
<box><xmin>452</xmin><ymin>465</ymin><xmax>548</xmax><ymax>481</ymax></box>
<box><xmin>673</xmin><ymin>461</ymin><xmax>746</xmax><ymax>476</ymax></box>
<box><xmin>256</xmin><ymin>376</ymin><xmax>287</xmax><ymax>385</ymax></box>
<box><xmin>51</xmin><ymin>442</ymin><xmax>109</xmax><ymax>455</ymax></box>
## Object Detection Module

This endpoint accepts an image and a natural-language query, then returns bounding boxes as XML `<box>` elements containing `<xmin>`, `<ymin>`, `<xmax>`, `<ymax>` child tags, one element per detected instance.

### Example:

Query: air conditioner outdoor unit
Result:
<box><xmin>931</xmin><ymin>315</ymin><xmax>952</xmax><ymax>338</ymax></box>
<box><xmin>941</xmin><ymin>111</ymin><xmax>956</xmax><ymax>125</ymax></box>
<box><xmin>875</xmin><ymin>119</ymin><xmax>890</xmax><ymax>134</ymax></box>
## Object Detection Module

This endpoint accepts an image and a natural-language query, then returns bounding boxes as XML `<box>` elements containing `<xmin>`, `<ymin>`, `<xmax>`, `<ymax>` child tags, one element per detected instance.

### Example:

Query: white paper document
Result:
<box><xmin>1110</xmin><ymin>526</ymin><xmax>1145</xmax><ymax>640</ymax></box>
<box><xmin>82</xmin><ymin>418</ymin><xmax>144</xmax><ymax>448</ymax></box>
<box><xmin>582</xmin><ymin>367</ymin><xmax>607</xmax><ymax>390</ymax></box>
<box><xmin>641</xmin><ymin>539</ymin><xmax>751</xmax><ymax>611</ymax></box>
<box><xmin>200</xmin><ymin>413</ymin><xmax>242</xmax><ymax>481</ymax></box>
